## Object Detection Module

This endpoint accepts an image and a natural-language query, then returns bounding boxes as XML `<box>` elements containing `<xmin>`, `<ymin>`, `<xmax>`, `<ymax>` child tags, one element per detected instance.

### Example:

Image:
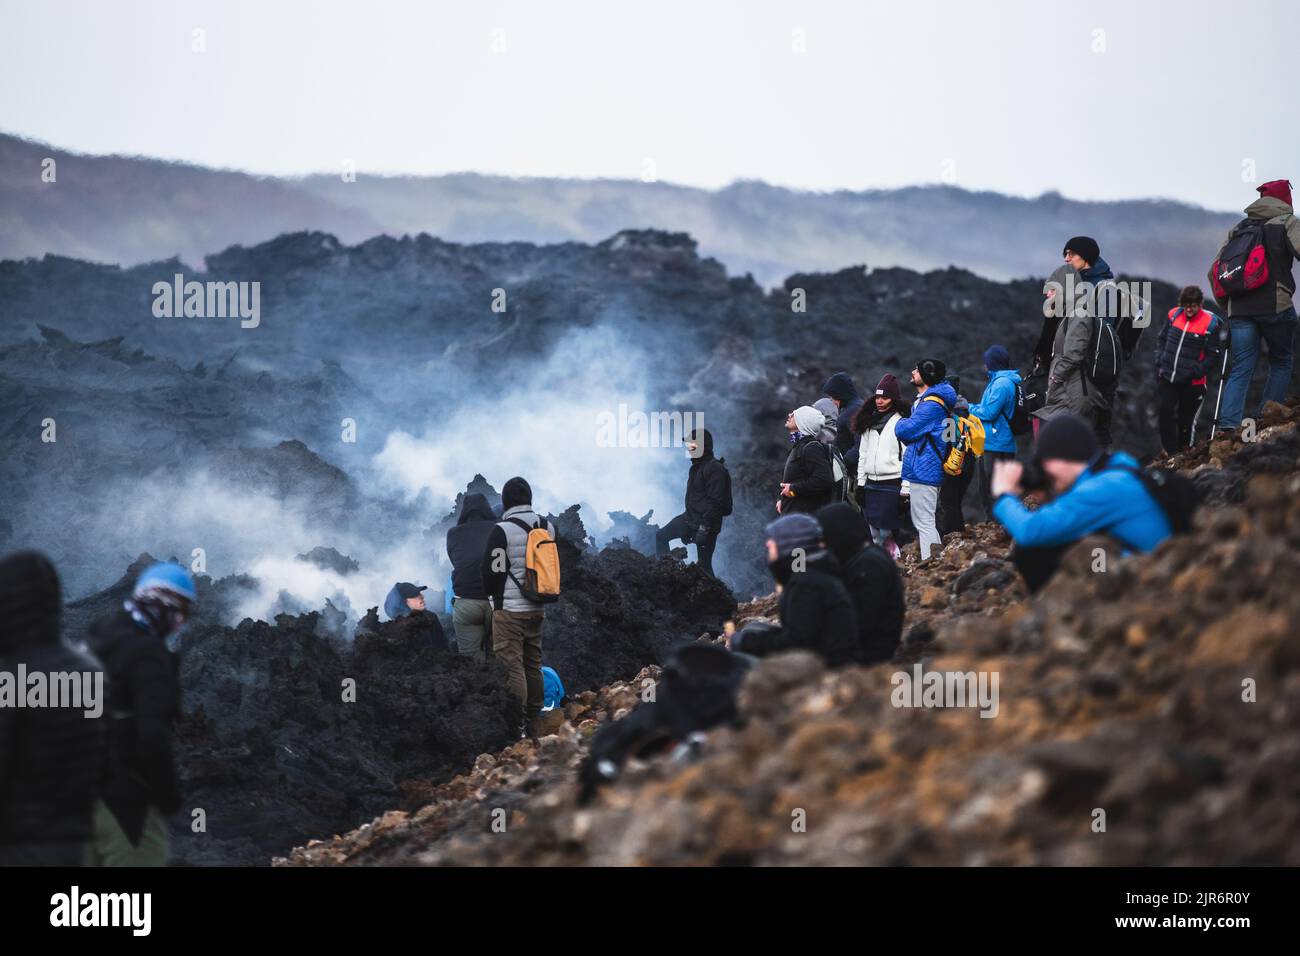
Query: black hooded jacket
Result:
<box><xmin>0</xmin><ymin>551</ymin><xmax>106</xmax><ymax>849</ymax></box>
<box><xmin>817</xmin><ymin>504</ymin><xmax>905</xmax><ymax>664</ymax></box>
<box><xmin>446</xmin><ymin>493</ymin><xmax>497</xmax><ymax>601</ymax></box>
<box><xmin>85</xmin><ymin>607</ymin><xmax>182</xmax><ymax>843</ymax></box>
<box><xmin>683</xmin><ymin>430</ymin><xmax>729</xmax><ymax>530</ymax></box>
<box><xmin>736</xmin><ymin>552</ymin><xmax>861</xmax><ymax>667</ymax></box>
<box><xmin>782</xmin><ymin>435</ymin><xmax>835</xmax><ymax>514</ymax></box>
<box><xmin>822</xmin><ymin>372</ymin><xmax>866</xmax><ymax>470</ymax></box>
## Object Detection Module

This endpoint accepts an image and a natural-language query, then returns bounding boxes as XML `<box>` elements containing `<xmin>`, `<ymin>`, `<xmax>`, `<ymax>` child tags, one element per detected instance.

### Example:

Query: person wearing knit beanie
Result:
<box><xmin>780</xmin><ymin>407</ymin><xmax>836</xmax><ymax>514</ymax></box>
<box><xmin>501</xmin><ymin>476</ymin><xmax>532</xmax><ymax>511</ymax></box>
<box><xmin>1063</xmin><ymin>236</ymin><xmax>1100</xmax><ymax>267</ymax></box>
<box><xmin>874</xmin><ymin>373</ymin><xmax>903</xmax><ymax>404</ymax></box>
<box><xmin>913</xmin><ymin>358</ymin><xmax>947</xmax><ymax>387</ymax></box>
<box><xmin>1257</xmin><ymin>179</ymin><xmax>1293</xmax><ymax>207</ymax></box>
<box><xmin>988</xmin><ymin>411</ymin><xmax>1171</xmax><ymax>593</ymax></box>
<box><xmin>1033</xmin><ymin>412</ymin><xmax>1100</xmax><ymax>464</ymax></box>
<box><xmin>764</xmin><ymin>513</ymin><xmax>823</xmax><ymax>558</ymax></box>
<box><xmin>983</xmin><ymin>345</ymin><xmax>1011</xmax><ymax>372</ymax></box>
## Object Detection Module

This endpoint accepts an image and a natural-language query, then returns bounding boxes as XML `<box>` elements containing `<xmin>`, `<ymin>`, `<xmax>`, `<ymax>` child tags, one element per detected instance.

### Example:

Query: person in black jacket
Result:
<box><xmin>821</xmin><ymin>372</ymin><xmax>866</xmax><ymax>471</ymax></box>
<box><xmin>85</xmin><ymin>561</ymin><xmax>193</xmax><ymax>866</ymax></box>
<box><xmin>655</xmin><ymin>428</ymin><xmax>729</xmax><ymax>577</ymax></box>
<box><xmin>816</xmin><ymin>504</ymin><xmax>905</xmax><ymax>665</ymax></box>
<box><xmin>446</xmin><ymin>492</ymin><xmax>498</xmax><ymax>660</ymax></box>
<box><xmin>0</xmin><ymin>551</ymin><xmax>106</xmax><ymax>866</ymax></box>
<box><xmin>730</xmin><ymin>514</ymin><xmax>860</xmax><ymax>667</ymax></box>
<box><xmin>778</xmin><ymin>406</ymin><xmax>834</xmax><ymax>515</ymax></box>
<box><xmin>1153</xmin><ymin>286</ymin><xmax>1228</xmax><ymax>453</ymax></box>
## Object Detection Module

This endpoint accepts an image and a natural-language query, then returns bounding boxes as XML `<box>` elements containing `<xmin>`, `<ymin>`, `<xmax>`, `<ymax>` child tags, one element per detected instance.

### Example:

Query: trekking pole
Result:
<box><xmin>1209</xmin><ymin>344</ymin><xmax>1230</xmax><ymax>440</ymax></box>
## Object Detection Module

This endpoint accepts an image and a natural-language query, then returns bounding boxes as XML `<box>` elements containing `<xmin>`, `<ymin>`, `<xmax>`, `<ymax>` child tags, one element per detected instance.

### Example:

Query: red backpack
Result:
<box><xmin>1209</xmin><ymin>220</ymin><xmax>1270</xmax><ymax>300</ymax></box>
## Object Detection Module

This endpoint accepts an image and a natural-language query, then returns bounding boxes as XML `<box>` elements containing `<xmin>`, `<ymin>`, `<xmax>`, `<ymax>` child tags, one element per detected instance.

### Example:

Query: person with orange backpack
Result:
<box><xmin>1153</xmin><ymin>286</ymin><xmax>1228</xmax><ymax>453</ymax></box>
<box><xmin>480</xmin><ymin>477</ymin><xmax>560</xmax><ymax>738</ymax></box>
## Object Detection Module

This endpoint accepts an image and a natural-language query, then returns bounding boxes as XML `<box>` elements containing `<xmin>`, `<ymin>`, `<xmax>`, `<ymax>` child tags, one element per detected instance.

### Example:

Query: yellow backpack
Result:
<box><xmin>921</xmin><ymin>394</ymin><xmax>985</xmax><ymax>477</ymax></box>
<box><xmin>506</xmin><ymin>518</ymin><xmax>561</xmax><ymax>603</ymax></box>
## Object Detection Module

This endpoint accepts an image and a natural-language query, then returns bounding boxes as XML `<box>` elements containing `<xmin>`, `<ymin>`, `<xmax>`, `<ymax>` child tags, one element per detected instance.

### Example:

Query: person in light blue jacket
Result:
<box><xmin>968</xmin><ymin>345</ymin><xmax>1023</xmax><ymax>521</ymax></box>
<box><xmin>893</xmin><ymin>359</ymin><xmax>956</xmax><ymax>560</ymax></box>
<box><xmin>991</xmin><ymin>413</ymin><xmax>1172</xmax><ymax>592</ymax></box>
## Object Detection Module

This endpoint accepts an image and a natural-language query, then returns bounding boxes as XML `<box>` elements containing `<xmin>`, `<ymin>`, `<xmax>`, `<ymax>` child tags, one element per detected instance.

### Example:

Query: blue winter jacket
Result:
<box><xmin>894</xmin><ymin>380</ymin><xmax>957</xmax><ymax>486</ymax></box>
<box><xmin>969</xmin><ymin>368</ymin><xmax>1022</xmax><ymax>454</ymax></box>
<box><xmin>992</xmin><ymin>451</ymin><xmax>1173</xmax><ymax>552</ymax></box>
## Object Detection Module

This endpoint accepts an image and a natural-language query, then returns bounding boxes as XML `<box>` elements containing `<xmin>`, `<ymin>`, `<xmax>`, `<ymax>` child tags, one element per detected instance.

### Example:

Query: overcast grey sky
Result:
<box><xmin>2</xmin><ymin>0</ymin><xmax>1295</xmax><ymax>211</ymax></box>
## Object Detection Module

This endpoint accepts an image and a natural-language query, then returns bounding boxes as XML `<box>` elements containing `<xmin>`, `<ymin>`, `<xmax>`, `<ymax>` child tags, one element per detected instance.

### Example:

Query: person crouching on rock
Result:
<box><xmin>383</xmin><ymin>580</ymin><xmax>449</xmax><ymax>650</ymax></box>
<box><xmin>778</xmin><ymin>406</ymin><xmax>834</xmax><ymax>515</ymax></box>
<box><xmin>728</xmin><ymin>514</ymin><xmax>860</xmax><ymax>667</ymax></box>
<box><xmin>480</xmin><ymin>477</ymin><xmax>557</xmax><ymax>738</ymax></box>
<box><xmin>655</xmin><ymin>428</ymin><xmax>731</xmax><ymax>578</ymax></box>
<box><xmin>86</xmin><ymin>561</ymin><xmax>195</xmax><ymax>867</ymax></box>
<box><xmin>990</xmin><ymin>413</ymin><xmax>1172</xmax><ymax>593</ymax></box>
<box><xmin>384</xmin><ymin>581</ymin><xmax>428</xmax><ymax>619</ymax></box>
<box><xmin>816</xmin><ymin>503</ymin><xmax>905</xmax><ymax>665</ymax></box>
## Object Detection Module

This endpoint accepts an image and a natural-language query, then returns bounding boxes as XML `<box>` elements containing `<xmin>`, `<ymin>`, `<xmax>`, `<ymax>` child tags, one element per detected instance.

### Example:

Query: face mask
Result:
<box><xmin>769</xmin><ymin>554</ymin><xmax>796</xmax><ymax>586</ymax></box>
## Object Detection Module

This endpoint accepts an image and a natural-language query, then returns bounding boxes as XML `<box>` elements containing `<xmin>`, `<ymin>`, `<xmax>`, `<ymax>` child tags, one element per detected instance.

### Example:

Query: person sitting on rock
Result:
<box><xmin>384</xmin><ymin>581</ymin><xmax>428</xmax><ymax>620</ymax></box>
<box><xmin>729</xmin><ymin>513</ymin><xmax>860</xmax><ymax>667</ymax></box>
<box><xmin>816</xmin><ymin>503</ymin><xmax>905</xmax><ymax>665</ymax></box>
<box><xmin>655</xmin><ymin>428</ymin><xmax>730</xmax><ymax>577</ymax></box>
<box><xmin>990</xmin><ymin>413</ymin><xmax>1172</xmax><ymax>592</ymax></box>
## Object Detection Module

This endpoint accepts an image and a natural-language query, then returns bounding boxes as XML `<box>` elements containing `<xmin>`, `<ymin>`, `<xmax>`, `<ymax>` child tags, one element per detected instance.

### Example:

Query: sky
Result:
<box><xmin>1</xmin><ymin>0</ymin><xmax>1295</xmax><ymax>212</ymax></box>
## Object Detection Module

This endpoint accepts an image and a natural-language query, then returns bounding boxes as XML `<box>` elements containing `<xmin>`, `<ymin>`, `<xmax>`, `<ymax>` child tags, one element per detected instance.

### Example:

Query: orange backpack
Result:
<box><xmin>506</xmin><ymin>517</ymin><xmax>561</xmax><ymax>603</ymax></box>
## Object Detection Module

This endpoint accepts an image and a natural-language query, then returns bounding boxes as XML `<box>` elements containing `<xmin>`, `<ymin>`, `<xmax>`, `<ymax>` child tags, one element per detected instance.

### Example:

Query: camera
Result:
<box><xmin>1019</xmin><ymin>460</ymin><xmax>1051</xmax><ymax>493</ymax></box>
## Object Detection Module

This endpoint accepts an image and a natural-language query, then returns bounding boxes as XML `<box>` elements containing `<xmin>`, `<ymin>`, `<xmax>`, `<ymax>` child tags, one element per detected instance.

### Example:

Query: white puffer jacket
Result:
<box><xmin>857</xmin><ymin>413</ymin><xmax>904</xmax><ymax>484</ymax></box>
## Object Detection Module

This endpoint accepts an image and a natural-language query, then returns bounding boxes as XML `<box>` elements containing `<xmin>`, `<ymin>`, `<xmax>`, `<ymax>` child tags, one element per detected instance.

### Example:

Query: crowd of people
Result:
<box><xmin>2</xmin><ymin>180</ymin><xmax>1295</xmax><ymax>865</ymax></box>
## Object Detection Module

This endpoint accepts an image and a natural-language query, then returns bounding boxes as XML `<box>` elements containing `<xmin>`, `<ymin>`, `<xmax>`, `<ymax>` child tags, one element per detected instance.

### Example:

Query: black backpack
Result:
<box><xmin>716</xmin><ymin>457</ymin><xmax>734</xmax><ymax>517</ymax></box>
<box><xmin>1209</xmin><ymin>219</ymin><xmax>1271</xmax><ymax>301</ymax></box>
<box><xmin>1082</xmin><ymin>312</ymin><xmax>1122</xmax><ymax>393</ymax></box>
<box><xmin>1004</xmin><ymin>380</ymin><xmax>1032</xmax><ymax>436</ymax></box>
<box><xmin>1106</xmin><ymin>457</ymin><xmax>1200</xmax><ymax>534</ymax></box>
<box><xmin>1021</xmin><ymin>366</ymin><xmax>1049</xmax><ymax>416</ymax></box>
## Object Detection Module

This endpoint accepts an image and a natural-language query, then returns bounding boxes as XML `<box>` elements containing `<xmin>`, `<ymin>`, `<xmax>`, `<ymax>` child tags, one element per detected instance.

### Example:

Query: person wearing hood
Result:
<box><xmin>893</xmin><ymin>359</ymin><xmax>956</xmax><ymax>560</ymax></box>
<box><xmin>446</xmin><ymin>493</ymin><xmax>498</xmax><ymax>660</ymax></box>
<box><xmin>821</xmin><ymin>372</ymin><xmax>865</xmax><ymax>471</ymax></box>
<box><xmin>1061</xmin><ymin>236</ymin><xmax>1144</xmax><ymax>447</ymax></box>
<box><xmin>968</xmin><ymin>345</ymin><xmax>1023</xmax><ymax>521</ymax></box>
<box><xmin>1214</xmin><ymin>179</ymin><xmax>1300</xmax><ymax>430</ymax></box>
<box><xmin>990</xmin><ymin>413</ymin><xmax>1172</xmax><ymax>592</ymax></box>
<box><xmin>0</xmin><ymin>551</ymin><xmax>106</xmax><ymax>866</ymax></box>
<box><xmin>481</xmin><ymin>477</ymin><xmax>556</xmax><ymax>738</ymax></box>
<box><xmin>853</xmin><ymin>373</ymin><xmax>910</xmax><ymax>559</ymax></box>
<box><xmin>85</xmin><ymin>561</ymin><xmax>195</xmax><ymax>866</ymax></box>
<box><xmin>778</xmin><ymin>406</ymin><xmax>834</xmax><ymax>515</ymax></box>
<box><xmin>728</xmin><ymin>514</ymin><xmax>860</xmax><ymax>667</ymax></box>
<box><xmin>815</xmin><ymin>504</ymin><xmax>904</xmax><ymax>665</ymax></box>
<box><xmin>656</xmin><ymin>428</ymin><xmax>730</xmax><ymax>577</ymax></box>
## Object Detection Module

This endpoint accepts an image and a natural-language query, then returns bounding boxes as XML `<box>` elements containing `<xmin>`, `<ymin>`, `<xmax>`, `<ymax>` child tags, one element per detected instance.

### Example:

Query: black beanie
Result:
<box><xmin>1063</xmin><ymin>236</ymin><xmax>1100</xmax><ymax>265</ymax></box>
<box><xmin>915</xmin><ymin>358</ymin><xmax>947</xmax><ymax>387</ymax></box>
<box><xmin>501</xmin><ymin>476</ymin><xmax>532</xmax><ymax>510</ymax></box>
<box><xmin>1034</xmin><ymin>413</ymin><xmax>1100</xmax><ymax>463</ymax></box>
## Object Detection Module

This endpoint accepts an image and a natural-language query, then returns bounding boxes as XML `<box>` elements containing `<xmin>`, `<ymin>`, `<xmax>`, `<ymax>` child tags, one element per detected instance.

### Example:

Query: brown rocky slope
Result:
<box><xmin>281</xmin><ymin>401</ymin><xmax>1300</xmax><ymax>866</ymax></box>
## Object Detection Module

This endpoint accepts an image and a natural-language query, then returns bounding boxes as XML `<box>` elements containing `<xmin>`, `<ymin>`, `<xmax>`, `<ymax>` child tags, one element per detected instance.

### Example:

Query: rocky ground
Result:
<box><xmin>280</xmin><ymin>400</ymin><xmax>1300</xmax><ymax>866</ymax></box>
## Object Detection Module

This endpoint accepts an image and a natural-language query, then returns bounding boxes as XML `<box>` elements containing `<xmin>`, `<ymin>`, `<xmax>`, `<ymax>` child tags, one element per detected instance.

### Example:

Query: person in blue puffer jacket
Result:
<box><xmin>991</xmin><ymin>413</ymin><xmax>1172</xmax><ymax>592</ymax></box>
<box><xmin>893</xmin><ymin>358</ymin><xmax>956</xmax><ymax>560</ymax></box>
<box><xmin>968</xmin><ymin>345</ymin><xmax>1023</xmax><ymax>521</ymax></box>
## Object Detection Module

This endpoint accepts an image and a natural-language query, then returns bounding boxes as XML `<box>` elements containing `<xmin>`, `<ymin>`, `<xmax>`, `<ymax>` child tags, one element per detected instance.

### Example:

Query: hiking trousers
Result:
<box><xmin>90</xmin><ymin>800</ymin><xmax>169</xmax><ymax>867</ymax></box>
<box><xmin>1156</xmin><ymin>380</ymin><xmax>1206</xmax><ymax>453</ymax></box>
<box><xmin>452</xmin><ymin>597</ymin><xmax>493</xmax><ymax>662</ymax></box>
<box><xmin>1220</xmin><ymin>308</ymin><xmax>1297</xmax><ymax>428</ymax></box>
<box><xmin>655</xmin><ymin>512</ymin><xmax>719</xmax><ymax>576</ymax></box>
<box><xmin>908</xmin><ymin>484</ymin><xmax>942</xmax><ymax>560</ymax></box>
<box><xmin>492</xmin><ymin>608</ymin><xmax>544</xmax><ymax>719</ymax></box>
